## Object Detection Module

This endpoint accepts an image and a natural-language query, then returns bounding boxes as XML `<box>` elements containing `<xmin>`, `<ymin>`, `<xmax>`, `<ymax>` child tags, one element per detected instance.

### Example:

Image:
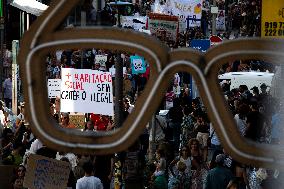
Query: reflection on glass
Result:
<box><xmin>218</xmin><ymin>60</ymin><xmax>284</xmax><ymax>145</ymax></box>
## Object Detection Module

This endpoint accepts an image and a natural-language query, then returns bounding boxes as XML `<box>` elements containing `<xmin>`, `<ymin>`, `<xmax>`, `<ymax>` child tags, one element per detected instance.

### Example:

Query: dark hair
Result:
<box><xmin>156</xmin><ymin>148</ymin><xmax>165</xmax><ymax>158</ymax></box>
<box><xmin>82</xmin><ymin>161</ymin><xmax>94</xmax><ymax>174</ymax></box>
<box><xmin>2</xmin><ymin>128</ymin><xmax>13</xmax><ymax>138</ymax></box>
<box><xmin>183</xmin><ymin>106</ymin><xmax>191</xmax><ymax>116</ymax></box>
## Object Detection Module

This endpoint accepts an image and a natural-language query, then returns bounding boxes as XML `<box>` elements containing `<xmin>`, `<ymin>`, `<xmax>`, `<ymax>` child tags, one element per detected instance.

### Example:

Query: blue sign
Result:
<box><xmin>130</xmin><ymin>55</ymin><xmax>146</xmax><ymax>74</ymax></box>
<box><xmin>190</xmin><ymin>39</ymin><xmax>211</xmax><ymax>52</ymax></box>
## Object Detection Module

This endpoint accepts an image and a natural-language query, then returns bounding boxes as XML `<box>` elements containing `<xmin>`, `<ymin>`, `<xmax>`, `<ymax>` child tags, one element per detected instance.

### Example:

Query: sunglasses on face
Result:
<box><xmin>19</xmin><ymin>0</ymin><xmax>284</xmax><ymax>169</ymax></box>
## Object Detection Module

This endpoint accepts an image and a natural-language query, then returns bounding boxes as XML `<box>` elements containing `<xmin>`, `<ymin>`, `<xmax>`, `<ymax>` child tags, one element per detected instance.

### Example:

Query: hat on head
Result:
<box><xmin>260</xmin><ymin>83</ymin><xmax>267</xmax><ymax>89</ymax></box>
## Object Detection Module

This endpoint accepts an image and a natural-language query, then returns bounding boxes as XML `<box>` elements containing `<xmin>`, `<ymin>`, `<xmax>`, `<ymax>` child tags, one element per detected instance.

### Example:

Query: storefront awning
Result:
<box><xmin>10</xmin><ymin>0</ymin><xmax>48</xmax><ymax>16</ymax></box>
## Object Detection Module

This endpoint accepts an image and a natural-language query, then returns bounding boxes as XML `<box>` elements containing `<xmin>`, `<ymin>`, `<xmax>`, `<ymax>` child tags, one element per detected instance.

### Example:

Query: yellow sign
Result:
<box><xmin>261</xmin><ymin>0</ymin><xmax>284</xmax><ymax>38</ymax></box>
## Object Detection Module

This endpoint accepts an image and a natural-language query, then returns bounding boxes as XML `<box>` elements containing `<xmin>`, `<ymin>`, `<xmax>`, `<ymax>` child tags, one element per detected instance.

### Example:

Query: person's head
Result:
<box><xmin>155</xmin><ymin>148</ymin><xmax>165</xmax><ymax>159</ymax></box>
<box><xmin>260</xmin><ymin>83</ymin><xmax>268</xmax><ymax>93</ymax></box>
<box><xmin>82</xmin><ymin>161</ymin><xmax>94</xmax><ymax>175</ymax></box>
<box><xmin>188</xmin><ymin>138</ymin><xmax>200</xmax><ymax>150</ymax></box>
<box><xmin>215</xmin><ymin>154</ymin><xmax>226</xmax><ymax>167</ymax></box>
<box><xmin>61</xmin><ymin>113</ymin><xmax>70</xmax><ymax>124</ymax></box>
<box><xmin>3</xmin><ymin>128</ymin><xmax>13</xmax><ymax>140</ymax></box>
<box><xmin>16</xmin><ymin>165</ymin><xmax>26</xmax><ymax>178</ymax></box>
<box><xmin>180</xmin><ymin>146</ymin><xmax>190</xmax><ymax>157</ymax></box>
<box><xmin>182</xmin><ymin>106</ymin><xmax>191</xmax><ymax>116</ymax></box>
<box><xmin>251</xmin><ymin>86</ymin><xmax>259</xmax><ymax>95</ymax></box>
<box><xmin>86</xmin><ymin>120</ymin><xmax>94</xmax><ymax>130</ymax></box>
<box><xmin>12</xmin><ymin>177</ymin><xmax>24</xmax><ymax>189</ymax></box>
<box><xmin>94</xmin><ymin>63</ymin><xmax>100</xmax><ymax>70</ymax></box>
<box><xmin>177</xmin><ymin>161</ymin><xmax>186</xmax><ymax>172</ymax></box>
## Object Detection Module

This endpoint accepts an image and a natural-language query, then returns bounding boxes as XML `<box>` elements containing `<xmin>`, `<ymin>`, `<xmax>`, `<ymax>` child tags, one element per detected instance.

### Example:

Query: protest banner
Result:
<box><xmin>60</xmin><ymin>68</ymin><xmax>114</xmax><ymax>116</ymax></box>
<box><xmin>130</xmin><ymin>55</ymin><xmax>146</xmax><ymax>74</ymax></box>
<box><xmin>261</xmin><ymin>0</ymin><xmax>284</xmax><ymax>38</ymax></box>
<box><xmin>95</xmin><ymin>55</ymin><xmax>107</xmax><ymax>71</ymax></box>
<box><xmin>23</xmin><ymin>154</ymin><xmax>70</xmax><ymax>189</ymax></box>
<box><xmin>190</xmin><ymin>39</ymin><xmax>211</xmax><ymax>52</ymax></box>
<box><xmin>153</xmin><ymin>0</ymin><xmax>202</xmax><ymax>28</ymax></box>
<box><xmin>48</xmin><ymin>79</ymin><xmax>61</xmax><ymax>98</ymax></box>
<box><xmin>148</xmin><ymin>13</ymin><xmax>179</xmax><ymax>43</ymax></box>
<box><xmin>216</xmin><ymin>10</ymin><xmax>226</xmax><ymax>31</ymax></box>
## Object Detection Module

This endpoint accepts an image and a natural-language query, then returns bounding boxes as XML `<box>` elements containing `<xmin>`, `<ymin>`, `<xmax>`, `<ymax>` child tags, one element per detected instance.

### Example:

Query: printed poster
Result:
<box><xmin>130</xmin><ymin>55</ymin><xmax>146</xmax><ymax>74</ymax></box>
<box><xmin>261</xmin><ymin>0</ymin><xmax>284</xmax><ymax>38</ymax></box>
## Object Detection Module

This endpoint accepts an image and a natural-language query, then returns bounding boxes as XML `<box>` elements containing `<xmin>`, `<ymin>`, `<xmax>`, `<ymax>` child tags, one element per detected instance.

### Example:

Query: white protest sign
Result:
<box><xmin>153</xmin><ymin>0</ymin><xmax>202</xmax><ymax>27</ymax></box>
<box><xmin>109</xmin><ymin>67</ymin><xmax>127</xmax><ymax>77</ymax></box>
<box><xmin>216</xmin><ymin>10</ymin><xmax>226</xmax><ymax>31</ymax></box>
<box><xmin>24</xmin><ymin>154</ymin><xmax>70</xmax><ymax>189</ymax></box>
<box><xmin>60</xmin><ymin>68</ymin><xmax>114</xmax><ymax>116</ymax></box>
<box><xmin>95</xmin><ymin>55</ymin><xmax>107</xmax><ymax>71</ymax></box>
<box><xmin>48</xmin><ymin>79</ymin><xmax>61</xmax><ymax>98</ymax></box>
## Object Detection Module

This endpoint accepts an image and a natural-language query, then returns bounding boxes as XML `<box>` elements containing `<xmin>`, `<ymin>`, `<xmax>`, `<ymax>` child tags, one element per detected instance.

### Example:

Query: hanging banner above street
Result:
<box><xmin>261</xmin><ymin>0</ymin><xmax>284</xmax><ymax>38</ymax></box>
<box><xmin>60</xmin><ymin>68</ymin><xmax>114</xmax><ymax>116</ymax></box>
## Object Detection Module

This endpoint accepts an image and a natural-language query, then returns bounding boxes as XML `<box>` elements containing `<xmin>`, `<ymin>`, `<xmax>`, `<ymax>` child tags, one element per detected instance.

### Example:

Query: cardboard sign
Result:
<box><xmin>148</xmin><ymin>13</ymin><xmax>179</xmax><ymax>42</ymax></box>
<box><xmin>261</xmin><ymin>0</ymin><xmax>284</xmax><ymax>38</ymax></box>
<box><xmin>48</xmin><ymin>79</ymin><xmax>61</xmax><ymax>98</ymax></box>
<box><xmin>130</xmin><ymin>55</ymin><xmax>146</xmax><ymax>74</ymax></box>
<box><xmin>60</xmin><ymin>68</ymin><xmax>114</xmax><ymax>116</ymax></box>
<box><xmin>23</xmin><ymin>154</ymin><xmax>70</xmax><ymax>189</ymax></box>
<box><xmin>95</xmin><ymin>55</ymin><xmax>107</xmax><ymax>71</ymax></box>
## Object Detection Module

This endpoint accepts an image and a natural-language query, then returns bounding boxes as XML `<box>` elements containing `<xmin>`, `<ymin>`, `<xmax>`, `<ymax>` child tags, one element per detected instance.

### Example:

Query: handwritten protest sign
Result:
<box><xmin>148</xmin><ymin>13</ymin><xmax>179</xmax><ymax>43</ymax></box>
<box><xmin>95</xmin><ymin>55</ymin><xmax>107</xmax><ymax>71</ymax></box>
<box><xmin>130</xmin><ymin>55</ymin><xmax>146</xmax><ymax>74</ymax></box>
<box><xmin>23</xmin><ymin>154</ymin><xmax>70</xmax><ymax>189</ymax></box>
<box><xmin>216</xmin><ymin>10</ymin><xmax>226</xmax><ymax>31</ymax></box>
<box><xmin>48</xmin><ymin>79</ymin><xmax>61</xmax><ymax>98</ymax></box>
<box><xmin>60</xmin><ymin>68</ymin><xmax>114</xmax><ymax>116</ymax></box>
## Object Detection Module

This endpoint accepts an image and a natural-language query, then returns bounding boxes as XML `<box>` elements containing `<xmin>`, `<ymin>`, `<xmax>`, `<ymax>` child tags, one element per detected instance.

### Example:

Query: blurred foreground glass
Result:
<box><xmin>18</xmin><ymin>0</ymin><xmax>284</xmax><ymax>169</ymax></box>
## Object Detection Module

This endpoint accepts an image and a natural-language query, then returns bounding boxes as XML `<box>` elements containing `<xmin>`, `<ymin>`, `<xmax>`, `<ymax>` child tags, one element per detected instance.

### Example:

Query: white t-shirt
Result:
<box><xmin>76</xmin><ymin>176</ymin><xmax>103</xmax><ymax>189</ymax></box>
